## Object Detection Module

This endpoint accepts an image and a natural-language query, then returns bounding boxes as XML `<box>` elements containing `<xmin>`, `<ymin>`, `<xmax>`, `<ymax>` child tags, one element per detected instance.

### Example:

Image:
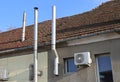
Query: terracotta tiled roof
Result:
<box><xmin>0</xmin><ymin>0</ymin><xmax>120</xmax><ymax>51</ymax></box>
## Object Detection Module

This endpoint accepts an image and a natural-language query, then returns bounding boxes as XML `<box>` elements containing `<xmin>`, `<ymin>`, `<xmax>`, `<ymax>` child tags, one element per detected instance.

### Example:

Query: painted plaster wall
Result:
<box><xmin>0</xmin><ymin>51</ymin><xmax>48</xmax><ymax>82</ymax></box>
<box><xmin>48</xmin><ymin>38</ymin><xmax>120</xmax><ymax>82</ymax></box>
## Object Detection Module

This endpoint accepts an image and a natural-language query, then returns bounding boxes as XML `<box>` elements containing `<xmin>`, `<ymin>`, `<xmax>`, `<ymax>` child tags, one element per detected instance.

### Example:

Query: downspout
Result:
<box><xmin>34</xmin><ymin>7</ymin><xmax>38</xmax><ymax>82</ymax></box>
<box><xmin>52</xmin><ymin>5</ymin><xmax>59</xmax><ymax>75</ymax></box>
<box><xmin>22</xmin><ymin>11</ymin><xmax>26</xmax><ymax>42</ymax></box>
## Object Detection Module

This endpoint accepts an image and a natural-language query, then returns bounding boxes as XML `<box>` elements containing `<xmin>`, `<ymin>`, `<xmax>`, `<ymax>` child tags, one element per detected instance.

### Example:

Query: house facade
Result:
<box><xmin>0</xmin><ymin>0</ymin><xmax>120</xmax><ymax>82</ymax></box>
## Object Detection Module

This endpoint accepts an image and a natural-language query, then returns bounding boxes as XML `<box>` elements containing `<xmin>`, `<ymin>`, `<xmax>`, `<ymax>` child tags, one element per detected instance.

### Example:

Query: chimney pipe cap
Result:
<box><xmin>34</xmin><ymin>7</ymin><xmax>38</xmax><ymax>10</ymax></box>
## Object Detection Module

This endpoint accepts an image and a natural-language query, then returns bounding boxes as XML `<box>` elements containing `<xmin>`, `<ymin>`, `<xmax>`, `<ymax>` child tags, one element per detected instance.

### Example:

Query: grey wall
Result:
<box><xmin>48</xmin><ymin>38</ymin><xmax>120</xmax><ymax>82</ymax></box>
<box><xmin>0</xmin><ymin>51</ymin><xmax>48</xmax><ymax>82</ymax></box>
<box><xmin>0</xmin><ymin>38</ymin><xmax>119</xmax><ymax>82</ymax></box>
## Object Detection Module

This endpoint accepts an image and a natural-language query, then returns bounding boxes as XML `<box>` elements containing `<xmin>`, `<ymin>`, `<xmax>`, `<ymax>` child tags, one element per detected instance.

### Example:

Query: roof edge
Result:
<box><xmin>0</xmin><ymin>28</ymin><xmax>120</xmax><ymax>54</ymax></box>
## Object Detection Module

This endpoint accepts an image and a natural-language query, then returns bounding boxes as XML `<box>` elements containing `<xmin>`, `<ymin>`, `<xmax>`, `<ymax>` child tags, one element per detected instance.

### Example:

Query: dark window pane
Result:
<box><xmin>65</xmin><ymin>58</ymin><xmax>77</xmax><ymax>73</ymax></box>
<box><xmin>97</xmin><ymin>55</ymin><xmax>113</xmax><ymax>82</ymax></box>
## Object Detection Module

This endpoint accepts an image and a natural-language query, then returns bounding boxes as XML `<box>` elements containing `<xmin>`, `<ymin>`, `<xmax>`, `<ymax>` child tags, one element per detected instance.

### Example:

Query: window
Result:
<box><xmin>64</xmin><ymin>58</ymin><xmax>77</xmax><ymax>73</ymax></box>
<box><xmin>96</xmin><ymin>55</ymin><xmax>114</xmax><ymax>82</ymax></box>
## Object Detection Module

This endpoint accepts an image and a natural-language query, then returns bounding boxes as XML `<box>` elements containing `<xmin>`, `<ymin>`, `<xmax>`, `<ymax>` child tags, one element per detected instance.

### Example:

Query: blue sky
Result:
<box><xmin>0</xmin><ymin>0</ymin><xmax>110</xmax><ymax>32</ymax></box>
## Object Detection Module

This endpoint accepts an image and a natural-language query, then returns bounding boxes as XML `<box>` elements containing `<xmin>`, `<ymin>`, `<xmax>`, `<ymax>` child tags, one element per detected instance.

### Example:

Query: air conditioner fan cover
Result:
<box><xmin>75</xmin><ymin>54</ymin><xmax>84</xmax><ymax>64</ymax></box>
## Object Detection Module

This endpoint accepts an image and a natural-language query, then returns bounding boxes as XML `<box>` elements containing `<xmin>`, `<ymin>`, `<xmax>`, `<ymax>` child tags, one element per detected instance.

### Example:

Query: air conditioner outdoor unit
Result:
<box><xmin>74</xmin><ymin>52</ymin><xmax>92</xmax><ymax>66</ymax></box>
<box><xmin>0</xmin><ymin>69</ymin><xmax>8</xmax><ymax>81</ymax></box>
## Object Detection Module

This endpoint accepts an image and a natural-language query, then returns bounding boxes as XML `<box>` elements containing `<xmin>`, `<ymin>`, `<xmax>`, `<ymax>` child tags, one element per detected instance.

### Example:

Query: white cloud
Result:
<box><xmin>100</xmin><ymin>0</ymin><xmax>111</xmax><ymax>3</ymax></box>
<box><xmin>92</xmin><ymin>0</ymin><xmax>111</xmax><ymax>5</ymax></box>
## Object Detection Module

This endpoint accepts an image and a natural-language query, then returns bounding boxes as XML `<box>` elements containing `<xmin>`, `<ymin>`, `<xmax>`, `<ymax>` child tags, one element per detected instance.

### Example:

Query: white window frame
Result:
<box><xmin>95</xmin><ymin>54</ymin><xmax>113</xmax><ymax>82</ymax></box>
<box><xmin>96</xmin><ymin>56</ymin><xmax>100</xmax><ymax>82</ymax></box>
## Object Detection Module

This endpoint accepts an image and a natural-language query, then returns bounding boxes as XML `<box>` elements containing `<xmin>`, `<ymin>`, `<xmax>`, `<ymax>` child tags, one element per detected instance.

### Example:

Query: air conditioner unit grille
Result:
<box><xmin>76</xmin><ymin>54</ymin><xmax>84</xmax><ymax>63</ymax></box>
